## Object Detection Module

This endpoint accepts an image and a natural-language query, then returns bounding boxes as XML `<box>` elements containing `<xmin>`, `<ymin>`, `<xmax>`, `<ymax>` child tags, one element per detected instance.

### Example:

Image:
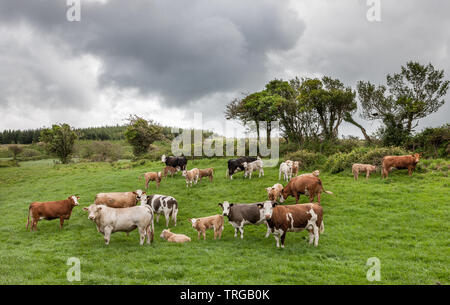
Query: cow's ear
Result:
<box><xmin>83</xmin><ymin>207</ymin><xmax>88</xmax><ymax>211</ymax></box>
<box><xmin>229</xmin><ymin>203</ymin><xmax>234</xmax><ymax>207</ymax></box>
<box><xmin>257</xmin><ymin>203</ymin><xmax>263</xmax><ymax>209</ymax></box>
<box><xmin>76</xmin><ymin>196</ymin><xmax>80</xmax><ymax>199</ymax></box>
<box><xmin>218</xmin><ymin>203</ymin><xmax>223</xmax><ymax>207</ymax></box>
<box><xmin>132</xmin><ymin>191</ymin><xmax>137</xmax><ymax>195</ymax></box>
<box><xmin>272</xmin><ymin>202</ymin><xmax>278</xmax><ymax>207</ymax></box>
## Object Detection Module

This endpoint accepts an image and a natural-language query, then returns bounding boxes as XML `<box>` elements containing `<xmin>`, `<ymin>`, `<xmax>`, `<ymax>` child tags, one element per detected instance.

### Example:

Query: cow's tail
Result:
<box><xmin>144</xmin><ymin>205</ymin><xmax>154</xmax><ymax>243</ymax></box>
<box><xmin>320</xmin><ymin>220</ymin><xmax>324</xmax><ymax>234</ymax></box>
<box><xmin>320</xmin><ymin>180</ymin><xmax>333</xmax><ymax>195</ymax></box>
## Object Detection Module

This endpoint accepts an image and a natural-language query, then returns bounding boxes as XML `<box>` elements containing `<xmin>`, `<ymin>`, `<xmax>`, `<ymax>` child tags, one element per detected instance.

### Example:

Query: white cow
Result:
<box><xmin>83</xmin><ymin>204</ymin><xmax>154</xmax><ymax>245</ymax></box>
<box><xmin>243</xmin><ymin>157</ymin><xmax>264</xmax><ymax>179</ymax></box>
<box><xmin>279</xmin><ymin>162</ymin><xmax>292</xmax><ymax>181</ymax></box>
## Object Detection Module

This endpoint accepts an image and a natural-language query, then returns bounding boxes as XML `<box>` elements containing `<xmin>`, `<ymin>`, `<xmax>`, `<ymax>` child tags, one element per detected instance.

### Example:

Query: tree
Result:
<box><xmin>357</xmin><ymin>61</ymin><xmax>449</xmax><ymax>144</ymax></box>
<box><xmin>8</xmin><ymin>145</ymin><xmax>23</xmax><ymax>160</ymax></box>
<box><xmin>124</xmin><ymin>115</ymin><xmax>163</xmax><ymax>157</ymax></box>
<box><xmin>40</xmin><ymin>124</ymin><xmax>78</xmax><ymax>164</ymax></box>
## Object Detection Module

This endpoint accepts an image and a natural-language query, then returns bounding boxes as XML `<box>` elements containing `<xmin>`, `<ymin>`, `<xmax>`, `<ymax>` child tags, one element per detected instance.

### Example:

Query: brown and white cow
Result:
<box><xmin>243</xmin><ymin>157</ymin><xmax>264</xmax><ymax>179</ymax></box>
<box><xmin>382</xmin><ymin>153</ymin><xmax>421</xmax><ymax>178</ymax></box>
<box><xmin>83</xmin><ymin>204</ymin><xmax>154</xmax><ymax>245</ymax></box>
<box><xmin>279</xmin><ymin>162</ymin><xmax>293</xmax><ymax>181</ymax></box>
<box><xmin>265</xmin><ymin>183</ymin><xmax>284</xmax><ymax>201</ymax></box>
<box><xmin>182</xmin><ymin>168</ymin><xmax>200</xmax><ymax>187</ymax></box>
<box><xmin>141</xmin><ymin>172</ymin><xmax>162</xmax><ymax>189</ymax></box>
<box><xmin>258</xmin><ymin>201</ymin><xmax>324</xmax><ymax>248</ymax></box>
<box><xmin>352</xmin><ymin>164</ymin><xmax>377</xmax><ymax>180</ymax></box>
<box><xmin>160</xmin><ymin>229</ymin><xmax>191</xmax><ymax>243</ymax></box>
<box><xmin>198</xmin><ymin>168</ymin><xmax>214</xmax><ymax>182</ymax></box>
<box><xmin>280</xmin><ymin>176</ymin><xmax>333</xmax><ymax>205</ymax></box>
<box><xmin>27</xmin><ymin>195</ymin><xmax>80</xmax><ymax>231</ymax></box>
<box><xmin>189</xmin><ymin>215</ymin><xmax>224</xmax><ymax>240</ymax></box>
<box><xmin>291</xmin><ymin>161</ymin><xmax>300</xmax><ymax>176</ymax></box>
<box><xmin>298</xmin><ymin>170</ymin><xmax>320</xmax><ymax>178</ymax></box>
<box><xmin>163</xmin><ymin>166</ymin><xmax>179</xmax><ymax>178</ymax></box>
<box><xmin>94</xmin><ymin>190</ymin><xmax>145</xmax><ymax>208</ymax></box>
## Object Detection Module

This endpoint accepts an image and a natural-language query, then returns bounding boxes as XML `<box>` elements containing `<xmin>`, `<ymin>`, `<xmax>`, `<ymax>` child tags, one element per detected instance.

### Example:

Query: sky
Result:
<box><xmin>0</xmin><ymin>0</ymin><xmax>449</xmax><ymax>138</ymax></box>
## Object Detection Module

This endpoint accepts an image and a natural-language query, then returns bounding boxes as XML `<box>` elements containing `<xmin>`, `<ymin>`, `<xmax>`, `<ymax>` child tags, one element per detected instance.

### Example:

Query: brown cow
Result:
<box><xmin>258</xmin><ymin>201</ymin><xmax>324</xmax><ymax>248</ymax></box>
<box><xmin>160</xmin><ymin>229</ymin><xmax>191</xmax><ymax>243</ymax></box>
<box><xmin>94</xmin><ymin>190</ymin><xmax>145</xmax><ymax>208</ymax></box>
<box><xmin>27</xmin><ymin>195</ymin><xmax>79</xmax><ymax>231</ymax></box>
<box><xmin>280</xmin><ymin>176</ymin><xmax>333</xmax><ymax>205</ymax></box>
<box><xmin>141</xmin><ymin>172</ymin><xmax>162</xmax><ymax>189</ymax></box>
<box><xmin>163</xmin><ymin>166</ymin><xmax>179</xmax><ymax>178</ymax></box>
<box><xmin>198</xmin><ymin>168</ymin><xmax>214</xmax><ymax>182</ymax></box>
<box><xmin>352</xmin><ymin>164</ymin><xmax>377</xmax><ymax>180</ymax></box>
<box><xmin>382</xmin><ymin>153</ymin><xmax>421</xmax><ymax>179</ymax></box>
<box><xmin>189</xmin><ymin>215</ymin><xmax>224</xmax><ymax>240</ymax></box>
<box><xmin>265</xmin><ymin>183</ymin><xmax>284</xmax><ymax>201</ymax></box>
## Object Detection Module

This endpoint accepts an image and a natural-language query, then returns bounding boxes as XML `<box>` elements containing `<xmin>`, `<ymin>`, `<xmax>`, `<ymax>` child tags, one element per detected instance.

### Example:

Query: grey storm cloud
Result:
<box><xmin>0</xmin><ymin>0</ymin><xmax>305</xmax><ymax>108</ymax></box>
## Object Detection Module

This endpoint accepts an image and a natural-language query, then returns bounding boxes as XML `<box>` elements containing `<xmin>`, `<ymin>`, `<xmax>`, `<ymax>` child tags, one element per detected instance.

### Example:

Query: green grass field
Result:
<box><xmin>0</xmin><ymin>158</ymin><xmax>448</xmax><ymax>284</ymax></box>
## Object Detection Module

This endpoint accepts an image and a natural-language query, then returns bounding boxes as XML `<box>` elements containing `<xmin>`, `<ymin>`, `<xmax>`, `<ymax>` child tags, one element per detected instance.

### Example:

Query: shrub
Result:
<box><xmin>20</xmin><ymin>148</ymin><xmax>42</xmax><ymax>158</ymax></box>
<box><xmin>323</xmin><ymin>146</ymin><xmax>410</xmax><ymax>173</ymax></box>
<box><xmin>284</xmin><ymin>150</ymin><xmax>327</xmax><ymax>170</ymax></box>
<box><xmin>0</xmin><ymin>160</ymin><xmax>19</xmax><ymax>167</ymax></box>
<box><xmin>76</xmin><ymin>141</ymin><xmax>123</xmax><ymax>162</ymax></box>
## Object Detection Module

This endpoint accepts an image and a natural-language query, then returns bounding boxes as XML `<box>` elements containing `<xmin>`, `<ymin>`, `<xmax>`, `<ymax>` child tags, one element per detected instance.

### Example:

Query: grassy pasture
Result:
<box><xmin>0</xmin><ymin>158</ymin><xmax>448</xmax><ymax>284</ymax></box>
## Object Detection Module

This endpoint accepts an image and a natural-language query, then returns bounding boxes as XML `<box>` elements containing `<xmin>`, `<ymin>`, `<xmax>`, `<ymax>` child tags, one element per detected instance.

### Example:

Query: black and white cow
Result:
<box><xmin>226</xmin><ymin>156</ymin><xmax>257</xmax><ymax>179</ymax></box>
<box><xmin>161</xmin><ymin>154</ymin><xmax>188</xmax><ymax>171</ymax></box>
<box><xmin>143</xmin><ymin>194</ymin><xmax>178</xmax><ymax>227</ymax></box>
<box><xmin>218</xmin><ymin>201</ymin><xmax>270</xmax><ymax>239</ymax></box>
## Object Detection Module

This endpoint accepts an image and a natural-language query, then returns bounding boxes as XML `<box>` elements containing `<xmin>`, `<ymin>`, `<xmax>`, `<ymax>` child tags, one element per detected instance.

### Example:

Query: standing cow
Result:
<box><xmin>243</xmin><ymin>157</ymin><xmax>264</xmax><ymax>179</ymax></box>
<box><xmin>143</xmin><ymin>194</ymin><xmax>178</xmax><ymax>227</ymax></box>
<box><xmin>226</xmin><ymin>156</ymin><xmax>257</xmax><ymax>179</ymax></box>
<box><xmin>84</xmin><ymin>204</ymin><xmax>154</xmax><ymax>245</ymax></box>
<box><xmin>161</xmin><ymin>154</ymin><xmax>188</xmax><ymax>171</ymax></box>
<box><xmin>94</xmin><ymin>190</ymin><xmax>145</xmax><ymax>208</ymax></box>
<box><xmin>352</xmin><ymin>164</ymin><xmax>377</xmax><ymax>180</ymax></box>
<box><xmin>218</xmin><ymin>201</ymin><xmax>271</xmax><ymax>239</ymax></box>
<box><xmin>280</xmin><ymin>176</ymin><xmax>333</xmax><ymax>205</ymax></box>
<box><xmin>382</xmin><ymin>153</ymin><xmax>421</xmax><ymax>179</ymax></box>
<box><xmin>258</xmin><ymin>201</ymin><xmax>324</xmax><ymax>248</ymax></box>
<box><xmin>27</xmin><ymin>195</ymin><xmax>80</xmax><ymax>231</ymax></box>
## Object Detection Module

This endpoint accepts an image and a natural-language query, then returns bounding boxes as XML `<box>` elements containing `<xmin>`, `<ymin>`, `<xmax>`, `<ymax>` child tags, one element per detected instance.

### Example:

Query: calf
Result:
<box><xmin>243</xmin><ymin>157</ymin><xmax>264</xmax><ymax>179</ymax></box>
<box><xmin>163</xmin><ymin>166</ymin><xmax>179</xmax><ymax>178</ymax></box>
<box><xmin>266</xmin><ymin>183</ymin><xmax>284</xmax><ymax>201</ymax></box>
<box><xmin>27</xmin><ymin>195</ymin><xmax>79</xmax><ymax>231</ymax></box>
<box><xmin>218</xmin><ymin>201</ymin><xmax>270</xmax><ymax>239</ymax></box>
<box><xmin>279</xmin><ymin>162</ymin><xmax>292</xmax><ymax>181</ymax></box>
<box><xmin>144</xmin><ymin>194</ymin><xmax>178</xmax><ymax>227</ymax></box>
<box><xmin>189</xmin><ymin>215</ymin><xmax>224</xmax><ymax>240</ymax></box>
<box><xmin>280</xmin><ymin>176</ymin><xmax>333</xmax><ymax>205</ymax></box>
<box><xmin>198</xmin><ymin>168</ymin><xmax>214</xmax><ymax>182</ymax></box>
<box><xmin>160</xmin><ymin>229</ymin><xmax>191</xmax><ymax>243</ymax></box>
<box><xmin>83</xmin><ymin>204</ymin><xmax>154</xmax><ymax>245</ymax></box>
<box><xmin>162</xmin><ymin>154</ymin><xmax>188</xmax><ymax>170</ymax></box>
<box><xmin>140</xmin><ymin>172</ymin><xmax>162</xmax><ymax>189</ymax></box>
<box><xmin>382</xmin><ymin>153</ymin><xmax>421</xmax><ymax>179</ymax></box>
<box><xmin>227</xmin><ymin>156</ymin><xmax>257</xmax><ymax>179</ymax></box>
<box><xmin>258</xmin><ymin>201</ymin><xmax>324</xmax><ymax>248</ymax></box>
<box><xmin>298</xmin><ymin>170</ymin><xmax>320</xmax><ymax>178</ymax></box>
<box><xmin>291</xmin><ymin>161</ymin><xmax>300</xmax><ymax>176</ymax></box>
<box><xmin>182</xmin><ymin>168</ymin><xmax>199</xmax><ymax>187</ymax></box>
<box><xmin>94</xmin><ymin>190</ymin><xmax>145</xmax><ymax>208</ymax></box>
<box><xmin>352</xmin><ymin>164</ymin><xmax>377</xmax><ymax>180</ymax></box>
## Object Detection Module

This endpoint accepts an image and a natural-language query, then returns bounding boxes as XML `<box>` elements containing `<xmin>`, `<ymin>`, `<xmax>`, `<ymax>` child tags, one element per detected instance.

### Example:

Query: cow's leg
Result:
<box><xmin>264</xmin><ymin>221</ymin><xmax>271</xmax><ymax>238</ymax></box>
<box><xmin>104</xmin><ymin>226</ymin><xmax>112</xmax><ymax>245</ymax></box>
<box><xmin>146</xmin><ymin>225</ymin><xmax>151</xmax><ymax>244</ymax></box>
<box><xmin>138</xmin><ymin>226</ymin><xmax>146</xmax><ymax>245</ymax></box>
<box><xmin>156</xmin><ymin>214</ymin><xmax>160</xmax><ymax>224</ymax></box>
<box><xmin>203</xmin><ymin>231</ymin><xmax>206</xmax><ymax>240</ymax></box>
<box><xmin>294</xmin><ymin>192</ymin><xmax>299</xmax><ymax>204</ymax></box>
<box><xmin>213</xmin><ymin>228</ymin><xmax>217</xmax><ymax>240</ymax></box>
<box><xmin>313</xmin><ymin>225</ymin><xmax>319</xmax><ymax>247</ymax></box>
<box><xmin>198</xmin><ymin>231</ymin><xmax>201</xmax><ymax>239</ymax></box>
<box><xmin>145</xmin><ymin>178</ymin><xmax>149</xmax><ymax>190</ymax></box>
<box><xmin>316</xmin><ymin>192</ymin><xmax>321</xmax><ymax>205</ymax></box>
<box><xmin>366</xmin><ymin>171</ymin><xmax>370</xmax><ymax>180</ymax></box>
<box><xmin>408</xmin><ymin>166</ymin><xmax>413</xmax><ymax>176</ymax></box>
<box><xmin>239</xmin><ymin>226</ymin><xmax>244</xmax><ymax>239</ymax></box>
<box><xmin>59</xmin><ymin>217</ymin><xmax>64</xmax><ymax>229</ymax></box>
<box><xmin>308</xmin><ymin>229</ymin><xmax>314</xmax><ymax>245</ymax></box>
<box><xmin>165</xmin><ymin>213</ymin><xmax>170</xmax><ymax>227</ymax></box>
<box><xmin>234</xmin><ymin>227</ymin><xmax>238</xmax><ymax>238</ymax></box>
<box><xmin>353</xmin><ymin>170</ymin><xmax>358</xmax><ymax>180</ymax></box>
<box><xmin>274</xmin><ymin>232</ymin><xmax>280</xmax><ymax>248</ymax></box>
<box><xmin>280</xmin><ymin>231</ymin><xmax>286</xmax><ymax>248</ymax></box>
<box><xmin>173</xmin><ymin>208</ymin><xmax>178</xmax><ymax>226</ymax></box>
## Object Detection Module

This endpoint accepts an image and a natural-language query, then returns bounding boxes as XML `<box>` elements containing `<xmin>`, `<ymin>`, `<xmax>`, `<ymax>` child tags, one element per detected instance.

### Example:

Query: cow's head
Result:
<box><xmin>68</xmin><ymin>195</ymin><xmax>80</xmax><ymax>206</ymax></box>
<box><xmin>218</xmin><ymin>201</ymin><xmax>233</xmax><ymax>216</ymax></box>
<box><xmin>257</xmin><ymin>201</ymin><xmax>278</xmax><ymax>220</ymax></box>
<box><xmin>133</xmin><ymin>190</ymin><xmax>146</xmax><ymax>202</ymax></box>
<box><xmin>188</xmin><ymin>218</ymin><xmax>198</xmax><ymax>228</ymax></box>
<box><xmin>181</xmin><ymin>170</ymin><xmax>187</xmax><ymax>177</ymax></box>
<box><xmin>312</xmin><ymin>170</ymin><xmax>320</xmax><ymax>177</ymax></box>
<box><xmin>242</xmin><ymin>162</ymin><xmax>248</xmax><ymax>169</ymax></box>
<box><xmin>83</xmin><ymin>204</ymin><xmax>103</xmax><ymax>221</ymax></box>
<box><xmin>412</xmin><ymin>153</ymin><xmax>421</xmax><ymax>163</ymax></box>
<box><xmin>160</xmin><ymin>229</ymin><xmax>170</xmax><ymax>239</ymax></box>
<box><xmin>279</xmin><ymin>188</ymin><xmax>288</xmax><ymax>203</ymax></box>
<box><xmin>161</xmin><ymin>154</ymin><xmax>166</xmax><ymax>163</ymax></box>
<box><xmin>266</xmin><ymin>187</ymin><xmax>276</xmax><ymax>200</ymax></box>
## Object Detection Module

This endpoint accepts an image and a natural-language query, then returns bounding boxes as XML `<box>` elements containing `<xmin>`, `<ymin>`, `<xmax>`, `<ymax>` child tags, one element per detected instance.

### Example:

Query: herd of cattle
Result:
<box><xmin>26</xmin><ymin>153</ymin><xmax>422</xmax><ymax>248</ymax></box>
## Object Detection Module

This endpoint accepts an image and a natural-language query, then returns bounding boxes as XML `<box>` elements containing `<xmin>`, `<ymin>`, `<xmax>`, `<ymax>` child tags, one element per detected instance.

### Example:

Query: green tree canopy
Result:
<box><xmin>124</xmin><ymin>115</ymin><xmax>163</xmax><ymax>157</ymax></box>
<box><xmin>40</xmin><ymin>124</ymin><xmax>78</xmax><ymax>164</ymax></box>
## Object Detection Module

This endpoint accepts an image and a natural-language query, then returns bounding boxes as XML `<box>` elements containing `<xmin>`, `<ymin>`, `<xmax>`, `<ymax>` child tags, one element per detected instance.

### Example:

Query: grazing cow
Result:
<box><xmin>382</xmin><ymin>153</ymin><xmax>421</xmax><ymax>179</ymax></box>
<box><xmin>182</xmin><ymin>168</ymin><xmax>200</xmax><ymax>187</ymax></box>
<box><xmin>198</xmin><ymin>168</ymin><xmax>214</xmax><ymax>182</ymax></box>
<box><xmin>258</xmin><ymin>201</ymin><xmax>324</xmax><ymax>248</ymax></box>
<box><xmin>163</xmin><ymin>166</ymin><xmax>179</xmax><ymax>178</ymax></box>
<box><xmin>226</xmin><ymin>156</ymin><xmax>257</xmax><ymax>179</ymax></box>
<box><xmin>189</xmin><ymin>215</ymin><xmax>224</xmax><ymax>240</ymax></box>
<box><xmin>352</xmin><ymin>164</ymin><xmax>377</xmax><ymax>180</ymax></box>
<box><xmin>161</xmin><ymin>154</ymin><xmax>188</xmax><ymax>171</ymax></box>
<box><xmin>218</xmin><ymin>201</ymin><xmax>271</xmax><ymax>239</ymax></box>
<box><xmin>279</xmin><ymin>162</ymin><xmax>292</xmax><ymax>181</ymax></box>
<box><xmin>280</xmin><ymin>176</ymin><xmax>333</xmax><ymax>205</ymax></box>
<box><xmin>27</xmin><ymin>195</ymin><xmax>79</xmax><ymax>231</ymax></box>
<box><xmin>144</xmin><ymin>194</ymin><xmax>178</xmax><ymax>227</ymax></box>
<box><xmin>140</xmin><ymin>172</ymin><xmax>162</xmax><ymax>189</ymax></box>
<box><xmin>83</xmin><ymin>204</ymin><xmax>154</xmax><ymax>245</ymax></box>
<box><xmin>266</xmin><ymin>183</ymin><xmax>284</xmax><ymax>201</ymax></box>
<box><xmin>94</xmin><ymin>190</ymin><xmax>145</xmax><ymax>208</ymax></box>
<box><xmin>298</xmin><ymin>170</ymin><xmax>320</xmax><ymax>178</ymax></box>
<box><xmin>243</xmin><ymin>157</ymin><xmax>264</xmax><ymax>179</ymax></box>
<box><xmin>160</xmin><ymin>229</ymin><xmax>191</xmax><ymax>243</ymax></box>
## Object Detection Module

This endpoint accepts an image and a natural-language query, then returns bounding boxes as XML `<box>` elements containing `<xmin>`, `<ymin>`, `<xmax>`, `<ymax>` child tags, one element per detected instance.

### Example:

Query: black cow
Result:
<box><xmin>161</xmin><ymin>154</ymin><xmax>188</xmax><ymax>170</ymax></box>
<box><xmin>226</xmin><ymin>156</ymin><xmax>257</xmax><ymax>179</ymax></box>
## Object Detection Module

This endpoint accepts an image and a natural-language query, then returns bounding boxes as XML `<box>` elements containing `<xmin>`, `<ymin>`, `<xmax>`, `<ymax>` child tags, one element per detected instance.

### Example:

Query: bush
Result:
<box><xmin>323</xmin><ymin>146</ymin><xmax>410</xmax><ymax>173</ymax></box>
<box><xmin>0</xmin><ymin>160</ymin><xmax>20</xmax><ymax>167</ymax></box>
<box><xmin>75</xmin><ymin>141</ymin><xmax>123</xmax><ymax>162</ymax></box>
<box><xmin>0</xmin><ymin>147</ymin><xmax>12</xmax><ymax>158</ymax></box>
<box><xmin>284</xmin><ymin>150</ymin><xmax>327</xmax><ymax>170</ymax></box>
<box><xmin>20</xmin><ymin>148</ymin><xmax>41</xmax><ymax>158</ymax></box>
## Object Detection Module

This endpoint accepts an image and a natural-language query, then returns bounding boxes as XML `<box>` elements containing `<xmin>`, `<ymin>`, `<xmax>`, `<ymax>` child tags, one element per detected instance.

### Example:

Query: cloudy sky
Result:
<box><xmin>0</xmin><ymin>0</ymin><xmax>449</xmax><ymax>138</ymax></box>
